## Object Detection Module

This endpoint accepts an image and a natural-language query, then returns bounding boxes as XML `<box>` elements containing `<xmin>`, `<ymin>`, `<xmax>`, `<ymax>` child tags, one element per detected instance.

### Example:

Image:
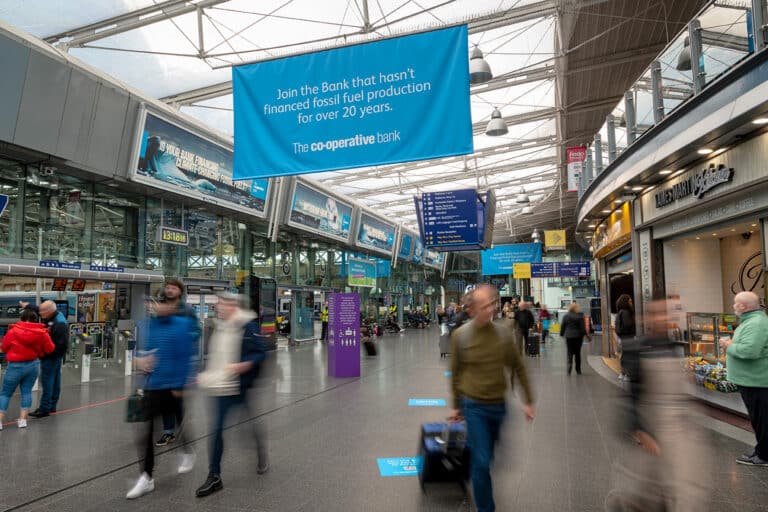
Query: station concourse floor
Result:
<box><xmin>0</xmin><ymin>328</ymin><xmax>765</xmax><ymax>512</ymax></box>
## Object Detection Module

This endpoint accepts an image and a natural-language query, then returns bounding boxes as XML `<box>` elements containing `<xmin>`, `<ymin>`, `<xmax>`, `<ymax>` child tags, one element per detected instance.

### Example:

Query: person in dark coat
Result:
<box><xmin>515</xmin><ymin>301</ymin><xmax>536</xmax><ymax>352</ymax></box>
<box><xmin>615</xmin><ymin>294</ymin><xmax>636</xmax><ymax>381</ymax></box>
<box><xmin>560</xmin><ymin>302</ymin><xmax>590</xmax><ymax>375</ymax></box>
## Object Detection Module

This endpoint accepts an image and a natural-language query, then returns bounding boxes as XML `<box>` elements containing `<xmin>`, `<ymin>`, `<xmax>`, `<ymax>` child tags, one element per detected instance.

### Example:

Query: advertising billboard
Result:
<box><xmin>233</xmin><ymin>26</ymin><xmax>472</xmax><ymax>179</ymax></box>
<box><xmin>356</xmin><ymin>212</ymin><xmax>396</xmax><ymax>255</ymax></box>
<box><xmin>287</xmin><ymin>180</ymin><xmax>354</xmax><ymax>243</ymax></box>
<box><xmin>348</xmin><ymin>258</ymin><xmax>376</xmax><ymax>287</ymax></box>
<box><xmin>130</xmin><ymin>108</ymin><xmax>270</xmax><ymax>217</ymax></box>
<box><xmin>481</xmin><ymin>243</ymin><xmax>543</xmax><ymax>275</ymax></box>
<box><xmin>398</xmin><ymin>231</ymin><xmax>414</xmax><ymax>260</ymax></box>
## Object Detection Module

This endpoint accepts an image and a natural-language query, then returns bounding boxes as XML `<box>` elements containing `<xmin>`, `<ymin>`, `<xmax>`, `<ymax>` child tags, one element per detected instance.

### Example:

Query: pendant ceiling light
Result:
<box><xmin>485</xmin><ymin>107</ymin><xmax>508</xmax><ymax>136</ymax></box>
<box><xmin>469</xmin><ymin>46</ymin><xmax>493</xmax><ymax>84</ymax></box>
<box><xmin>532</xmin><ymin>229</ymin><xmax>541</xmax><ymax>242</ymax></box>
<box><xmin>515</xmin><ymin>187</ymin><xmax>530</xmax><ymax>204</ymax></box>
<box><xmin>677</xmin><ymin>36</ymin><xmax>692</xmax><ymax>71</ymax></box>
<box><xmin>521</xmin><ymin>206</ymin><xmax>533</xmax><ymax>215</ymax></box>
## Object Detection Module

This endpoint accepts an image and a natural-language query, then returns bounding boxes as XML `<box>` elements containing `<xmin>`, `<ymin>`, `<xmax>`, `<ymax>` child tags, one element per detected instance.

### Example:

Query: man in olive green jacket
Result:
<box><xmin>448</xmin><ymin>285</ymin><xmax>535</xmax><ymax>512</ymax></box>
<box><xmin>721</xmin><ymin>291</ymin><xmax>768</xmax><ymax>466</ymax></box>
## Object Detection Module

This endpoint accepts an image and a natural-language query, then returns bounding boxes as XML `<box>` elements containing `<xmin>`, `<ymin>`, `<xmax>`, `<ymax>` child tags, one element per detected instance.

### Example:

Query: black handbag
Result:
<box><xmin>125</xmin><ymin>389</ymin><xmax>147</xmax><ymax>423</ymax></box>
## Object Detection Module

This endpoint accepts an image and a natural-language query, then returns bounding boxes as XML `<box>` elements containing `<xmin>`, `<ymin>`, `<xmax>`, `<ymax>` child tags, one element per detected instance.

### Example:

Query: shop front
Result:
<box><xmin>591</xmin><ymin>201</ymin><xmax>633</xmax><ymax>357</ymax></box>
<box><xmin>634</xmin><ymin>131</ymin><xmax>768</xmax><ymax>413</ymax></box>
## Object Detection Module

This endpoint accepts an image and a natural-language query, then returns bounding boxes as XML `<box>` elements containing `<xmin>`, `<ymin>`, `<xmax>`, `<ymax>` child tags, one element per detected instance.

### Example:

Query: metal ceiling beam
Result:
<box><xmin>162</xmin><ymin>63</ymin><xmax>556</xmax><ymax>106</ymax></box>
<box><xmin>44</xmin><ymin>0</ymin><xmax>230</xmax><ymax>47</ymax></box>
<box><xmin>467</xmin><ymin>0</ymin><xmax>557</xmax><ymax>34</ymax></box>
<box><xmin>701</xmin><ymin>30</ymin><xmax>750</xmax><ymax>53</ymax></box>
<box><xmin>566</xmin><ymin>43</ymin><xmax>667</xmax><ymax>75</ymax></box>
<box><xmin>320</xmin><ymin>134</ymin><xmax>556</xmax><ymax>187</ymax></box>
<box><xmin>345</xmin><ymin>156</ymin><xmax>557</xmax><ymax>197</ymax></box>
<box><xmin>472</xmin><ymin>107</ymin><xmax>556</xmax><ymax>135</ymax></box>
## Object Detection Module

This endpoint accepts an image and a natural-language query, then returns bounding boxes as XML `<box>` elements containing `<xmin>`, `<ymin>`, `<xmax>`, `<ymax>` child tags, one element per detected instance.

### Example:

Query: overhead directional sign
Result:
<box><xmin>422</xmin><ymin>189</ymin><xmax>479</xmax><ymax>247</ymax></box>
<box><xmin>557</xmin><ymin>262</ymin><xmax>591</xmax><ymax>277</ymax></box>
<box><xmin>544</xmin><ymin>230</ymin><xmax>566</xmax><ymax>251</ymax></box>
<box><xmin>531</xmin><ymin>262</ymin><xmax>557</xmax><ymax>278</ymax></box>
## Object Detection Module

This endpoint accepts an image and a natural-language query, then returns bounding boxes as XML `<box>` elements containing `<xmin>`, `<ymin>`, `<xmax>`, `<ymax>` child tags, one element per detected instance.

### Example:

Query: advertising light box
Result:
<box><xmin>348</xmin><ymin>258</ymin><xmax>376</xmax><ymax>288</ymax></box>
<box><xmin>233</xmin><ymin>26</ymin><xmax>472</xmax><ymax>179</ymax></box>
<box><xmin>288</xmin><ymin>181</ymin><xmax>354</xmax><ymax>243</ymax></box>
<box><xmin>356</xmin><ymin>212</ymin><xmax>396</xmax><ymax>255</ymax></box>
<box><xmin>412</xmin><ymin>237</ymin><xmax>424</xmax><ymax>264</ymax></box>
<box><xmin>398</xmin><ymin>231</ymin><xmax>414</xmax><ymax>260</ymax></box>
<box><xmin>130</xmin><ymin>108</ymin><xmax>269</xmax><ymax>217</ymax></box>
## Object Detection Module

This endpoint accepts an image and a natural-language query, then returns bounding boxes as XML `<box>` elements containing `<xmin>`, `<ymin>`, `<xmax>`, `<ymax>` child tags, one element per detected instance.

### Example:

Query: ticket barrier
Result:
<box><xmin>72</xmin><ymin>334</ymin><xmax>96</xmax><ymax>383</ymax></box>
<box><xmin>115</xmin><ymin>329</ymin><xmax>136</xmax><ymax>376</ymax></box>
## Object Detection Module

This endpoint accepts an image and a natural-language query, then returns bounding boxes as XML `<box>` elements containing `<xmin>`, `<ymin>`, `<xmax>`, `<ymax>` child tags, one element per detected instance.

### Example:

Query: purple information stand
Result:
<box><xmin>327</xmin><ymin>293</ymin><xmax>361</xmax><ymax>378</ymax></box>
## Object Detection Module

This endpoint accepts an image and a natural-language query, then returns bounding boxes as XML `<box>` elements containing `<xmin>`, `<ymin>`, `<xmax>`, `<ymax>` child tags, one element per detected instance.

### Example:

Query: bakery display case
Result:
<box><xmin>686</xmin><ymin>312</ymin><xmax>737</xmax><ymax>361</ymax></box>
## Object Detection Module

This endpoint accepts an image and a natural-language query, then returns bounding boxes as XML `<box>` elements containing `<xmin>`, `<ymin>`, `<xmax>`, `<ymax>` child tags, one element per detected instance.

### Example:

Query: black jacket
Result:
<box><xmin>516</xmin><ymin>309</ymin><xmax>535</xmax><ymax>333</ymax></box>
<box><xmin>560</xmin><ymin>312</ymin><xmax>587</xmax><ymax>339</ymax></box>
<box><xmin>615</xmin><ymin>308</ymin><xmax>636</xmax><ymax>337</ymax></box>
<box><xmin>239</xmin><ymin>319</ymin><xmax>271</xmax><ymax>391</ymax></box>
<box><xmin>43</xmin><ymin>312</ymin><xmax>69</xmax><ymax>360</ymax></box>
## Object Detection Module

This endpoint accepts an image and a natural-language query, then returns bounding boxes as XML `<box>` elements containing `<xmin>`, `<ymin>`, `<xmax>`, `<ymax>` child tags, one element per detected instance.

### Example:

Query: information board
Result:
<box><xmin>422</xmin><ymin>189</ymin><xmax>480</xmax><ymax>247</ymax></box>
<box><xmin>557</xmin><ymin>262</ymin><xmax>591</xmax><ymax>277</ymax></box>
<box><xmin>233</xmin><ymin>26</ymin><xmax>472</xmax><ymax>179</ymax></box>
<box><xmin>327</xmin><ymin>293</ymin><xmax>361</xmax><ymax>378</ymax></box>
<box><xmin>288</xmin><ymin>181</ymin><xmax>353</xmax><ymax>242</ymax></box>
<box><xmin>531</xmin><ymin>262</ymin><xmax>557</xmax><ymax>278</ymax></box>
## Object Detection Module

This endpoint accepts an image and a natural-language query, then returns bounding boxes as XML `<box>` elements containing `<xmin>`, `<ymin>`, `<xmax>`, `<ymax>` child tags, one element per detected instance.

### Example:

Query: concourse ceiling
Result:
<box><xmin>0</xmin><ymin>0</ymin><xmax>712</xmax><ymax>244</ymax></box>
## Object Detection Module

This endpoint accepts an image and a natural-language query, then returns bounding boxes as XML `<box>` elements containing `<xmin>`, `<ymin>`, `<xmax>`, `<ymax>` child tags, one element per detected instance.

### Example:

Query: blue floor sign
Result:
<box><xmin>377</xmin><ymin>457</ymin><xmax>422</xmax><ymax>477</ymax></box>
<box><xmin>444</xmin><ymin>371</ymin><xmax>452</xmax><ymax>377</ymax></box>
<box><xmin>408</xmin><ymin>398</ymin><xmax>446</xmax><ymax>407</ymax></box>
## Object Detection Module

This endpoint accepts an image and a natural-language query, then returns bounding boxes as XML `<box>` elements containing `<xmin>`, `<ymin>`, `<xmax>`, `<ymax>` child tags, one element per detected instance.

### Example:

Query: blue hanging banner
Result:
<box><xmin>481</xmin><ymin>244</ymin><xmax>542</xmax><ymax>276</ymax></box>
<box><xmin>232</xmin><ymin>26</ymin><xmax>473</xmax><ymax>179</ymax></box>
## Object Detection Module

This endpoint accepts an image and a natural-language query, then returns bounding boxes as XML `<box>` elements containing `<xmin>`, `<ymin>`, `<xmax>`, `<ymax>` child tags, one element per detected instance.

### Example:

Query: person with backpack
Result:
<box><xmin>448</xmin><ymin>285</ymin><xmax>535</xmax><ymax>512</ymax></box>
<box><xmin>0</xmin><ymin>309</ymin><xmax>55</xmax><ymax>429</ymax></box>
<box><xmin>195</xmin><ymin>292</ymin><xmax>270</xmax><ymax>497</ymax></box>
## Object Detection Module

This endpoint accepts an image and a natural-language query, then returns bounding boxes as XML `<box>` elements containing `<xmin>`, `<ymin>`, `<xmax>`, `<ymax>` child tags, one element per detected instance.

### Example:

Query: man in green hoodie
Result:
<box><xmin>720</xmin><ymin>291</ymin><xmax>768</xmax><ymax>466</ymax></box>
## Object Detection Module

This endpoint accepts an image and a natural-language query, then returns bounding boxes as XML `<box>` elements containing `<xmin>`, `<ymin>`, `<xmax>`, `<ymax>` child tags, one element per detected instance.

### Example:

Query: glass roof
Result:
<box><xmin>0</xmin><ymin>0</ymin><xmax>561</xmax><ymax>238</ymax></box>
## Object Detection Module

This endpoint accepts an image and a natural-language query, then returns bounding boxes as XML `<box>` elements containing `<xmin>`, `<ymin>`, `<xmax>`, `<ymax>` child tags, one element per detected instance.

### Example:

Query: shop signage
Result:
<box><xmin>357</xmin><ymin>213</ymin><xmax>396</xmax><ymax>255</ymax></box>
<box><xmin>89</xmin><ymin>264</ymin><xmax>125</xmax><ymax>273</ymax></box>
<box><xmin>566</xmin><ymin>146</ymin><xmax>587</xmax><ymax>192</ymax></box>
<box><xmin>655</xmin><ymin>164</ymin><xmax>734</xmax><ymax>208</ymax></box>
<box><xmin>544</xmin><ymin>230</ymin><xmax>566</xmax><ymax>251</ymax></box>
<box><xmin>288</xmin><ymin>181</ymin><xmax>353</xmax><ymax>242</ymax></box>
<box><xmin>157</xmin><ymin>226</ymin><xmax>189</xmax><ymax>246</ymax></box>
<box><xmin>232</xmin><ymin>26</ymin><xmax>472</xmax><ymax>179</ymax></box>
<box><xmin>39</xmin><ymin>260</ymin><xmax>82</xmax><ymax>270</ymax></box>
<box><xmin>593</xmin><ymin>202</ymin><xmax>631</xmax><ymax>258</ymax></box>
<box><xmin>131</xmin><ymin>109</ymin><xmax>270</xmax><ymax>217</ymax></box>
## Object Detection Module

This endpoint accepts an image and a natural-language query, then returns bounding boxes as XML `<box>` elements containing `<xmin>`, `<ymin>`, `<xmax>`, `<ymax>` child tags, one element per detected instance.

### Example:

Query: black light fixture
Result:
<box><xmin>677</xmin><ymin>36</ymin><xmax>692</xmax><ymax>71</ymax></box>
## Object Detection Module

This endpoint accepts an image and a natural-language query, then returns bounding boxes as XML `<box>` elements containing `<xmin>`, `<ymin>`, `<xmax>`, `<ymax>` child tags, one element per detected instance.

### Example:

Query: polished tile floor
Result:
<box><xmin>0</xmin><ymin>328</ymin><xmax>765</xmax><ymax>511</ymax></box>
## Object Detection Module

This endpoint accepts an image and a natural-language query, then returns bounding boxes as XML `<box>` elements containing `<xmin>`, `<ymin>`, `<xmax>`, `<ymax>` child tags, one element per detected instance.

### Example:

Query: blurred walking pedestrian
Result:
<box><xmin>560</xmin><ymin>302</ymin><xmax>589</xmax><ymax>375</ymax></box>
<box><xmin>195</xmin><ymin>292</ymin><xmax>270</xmax><ymax>498</ymax></box>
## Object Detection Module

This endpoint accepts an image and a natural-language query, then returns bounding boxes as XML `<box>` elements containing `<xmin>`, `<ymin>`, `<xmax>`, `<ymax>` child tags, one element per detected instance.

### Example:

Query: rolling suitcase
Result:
<box><xmin>418</xmin><ymin>422</ymin><xmax>470</xmax><ymax>491</ymax></box>
<box><xmin>363</xmin><ymin>339</ymin><xmax>377</xmax><ymax>356</ymax></box>
<box><xmin>439</xmin><ymin>334</ymin><xmax>450</xmax><ymax>358</ymax></box>
<box><xmin>526</xmin><ymin>333</ymin><xmax>540</xmax><ymax>357</ymax></box>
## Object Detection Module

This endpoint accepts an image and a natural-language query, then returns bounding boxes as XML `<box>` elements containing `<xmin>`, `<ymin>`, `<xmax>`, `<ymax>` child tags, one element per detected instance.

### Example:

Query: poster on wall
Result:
<box><xmin>76</xmin><ymin>294</ymin><xmax>96</xmax><ymax>323</ymax></box>
<box><xmin>232</xmin><ymin>26</ymin><xmax>473</xmax><ymax>179</ymax></box>
<box><xmin>96</xmin><ymin>293</ymin><xmax>115</xmax><ymax>323</ymax></box>
<box><xmin>348</xmin><ymin>258</ymin><xmax>376</xmax><ymax>288</ymax></box>
<box><xmin>288</xmin><ymin>181</ymin><xmax>354</xmax><ymax>242</ymax></box>
<box><xmin>130</xmin><ymin>108</ymin><xmax>270</xmax><ymax>217</ymax></box>
<box><xmin>356</xmin><ymin>213</ymin><xmax>396</xmax><ymax>255</ymax></box>
<box><xmin>566</xmin><ymin>146</ymin><xmax>587</xmax><ymax>192</ymax></box>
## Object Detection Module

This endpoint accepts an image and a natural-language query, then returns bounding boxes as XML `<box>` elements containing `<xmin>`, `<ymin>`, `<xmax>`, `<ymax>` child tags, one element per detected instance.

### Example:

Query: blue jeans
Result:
<box><xmin>0</xmin><ymin>360</ymin><xmax>40</xmax><ymax>412</ymax></box>
<box><xmin>462</xmin><ymin>398</ymin><xmax>507</xmax><ymax>512</ymax></box>
<box><xmin>39</xmin><ymin>357</ymin><xmax>63</xmax><ymax>413</ymax></box>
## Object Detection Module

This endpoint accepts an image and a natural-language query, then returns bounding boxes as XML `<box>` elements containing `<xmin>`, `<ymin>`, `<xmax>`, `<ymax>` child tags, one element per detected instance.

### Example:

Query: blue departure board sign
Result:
<box><xmin>531</xmin><ymin>262</ymin><xmax>557</xmax><ymax>278</ymax></box>
<box><xmin>421</xmin><ymin>188</ymin><xmax>485</xmax><ymax>248</ymax></box>
<box><xmin>557</xmin><ymin>262</ymin><xmax>591</xmax><ymax>277</ymax></box>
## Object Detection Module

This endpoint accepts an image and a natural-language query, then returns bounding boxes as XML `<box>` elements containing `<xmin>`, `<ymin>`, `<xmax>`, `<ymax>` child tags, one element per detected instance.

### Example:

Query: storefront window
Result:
<box><xmin>0</xmin><ymin>161</ymin><xmax>24</xmax><ymax>258</ymax></box>
<box><xmin>186</xmin><ymin>208</ymin><xmax>218</xmax><ymax>280</ymax></box>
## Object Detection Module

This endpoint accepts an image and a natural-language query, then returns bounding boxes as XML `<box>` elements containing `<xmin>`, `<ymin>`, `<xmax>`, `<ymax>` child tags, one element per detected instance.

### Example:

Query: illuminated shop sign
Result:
<box><xmin>655</xmin><ymin>164</ymin><xmax>734</xmax><ymax>208</ymax></box>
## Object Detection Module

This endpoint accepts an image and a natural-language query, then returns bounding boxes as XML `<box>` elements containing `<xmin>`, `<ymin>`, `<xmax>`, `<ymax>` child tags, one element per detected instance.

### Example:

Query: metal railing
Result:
<box><xmin>577</xmin><ymin>0</ymin><xmax>767</xmax><ymax>198</ymax></box>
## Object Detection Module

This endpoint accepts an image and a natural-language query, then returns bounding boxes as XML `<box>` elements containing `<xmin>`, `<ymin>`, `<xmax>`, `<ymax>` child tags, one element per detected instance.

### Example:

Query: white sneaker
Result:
<box><xmin>17</xmin><ymin>419</ymin><xmax>27</xmax><ymax>428</ymax></box>
<box><xmin>178</xmin><ymin>452</ymin><xmax>196</xmax><ymax>474</ymax></box>
<box><xmin>126</xmin><ymin>472</ymin><xmax>154</xmax><ymax>499</ymax></box>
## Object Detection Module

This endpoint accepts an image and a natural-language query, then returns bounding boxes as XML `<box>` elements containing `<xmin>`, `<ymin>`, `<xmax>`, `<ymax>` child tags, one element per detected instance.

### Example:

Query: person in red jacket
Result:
<box><xmin>0</xmin><ymin>309</ymin><xmax>55</xmax><ymax>429</ymax></box>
